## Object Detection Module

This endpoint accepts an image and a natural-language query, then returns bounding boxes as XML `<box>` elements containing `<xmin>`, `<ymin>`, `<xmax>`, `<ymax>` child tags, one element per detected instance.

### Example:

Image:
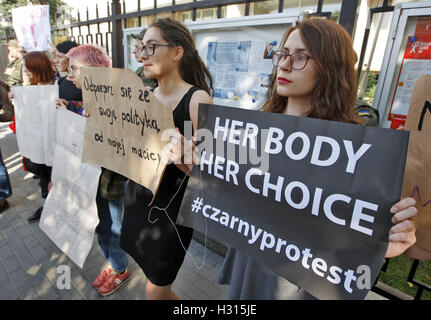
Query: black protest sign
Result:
<box><xmin>177</xmin><ymin>103</ymin><xmax>410</xmax><ymax>300</ymax></box>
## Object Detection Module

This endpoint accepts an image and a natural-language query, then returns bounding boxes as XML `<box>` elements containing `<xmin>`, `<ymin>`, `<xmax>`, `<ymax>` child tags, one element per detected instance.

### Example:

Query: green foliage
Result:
<box><xmin>362</xmin><ymin>72</ymin><xmax>379</xmax><ymax>105</ymax></box>
<box><xmin>378</xmin><ymin>254</ymin><xmax>431</xmax><ymax>300</ymax></box>
<box><xmin>365</xmin><ymin>72</ymin><xmax>379</xmax><ymax>98</ymax></box>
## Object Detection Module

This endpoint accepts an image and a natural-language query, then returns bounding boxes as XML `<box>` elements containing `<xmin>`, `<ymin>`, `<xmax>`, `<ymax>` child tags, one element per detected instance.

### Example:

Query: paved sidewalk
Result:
<box><xmin>0</xmin><ymin>122</ymin><xmax>385</xmax><ymax>300</ymax></box>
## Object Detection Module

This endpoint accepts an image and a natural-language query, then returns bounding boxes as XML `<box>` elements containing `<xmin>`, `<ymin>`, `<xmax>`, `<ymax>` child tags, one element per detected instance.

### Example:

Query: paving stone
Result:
<box><xmin>4</xmin><ymin>235</ymin><xmax>25</xmax><ymax>251</ymax></box>
<box><xmin>9</xmin><ymin>268</ymin><xmax>31</xmax><ymax>288</ymax></box>
<box><xmin>0</xmin><ymin>282</ymin><xmax>19</xmax><ymax>300</ymax></box>
<box><xmin>30</xmin><ymin>273</ymin><xmax>59</xmax><ymax>300</ymax></box>
<box><xmin>71</xmin><ymin>272</ymin><xmax>103</xmax><ymax>300</ymax></box>
<box><xmin>0</xmin><ymin>245</ymin><xmax>14</xmax><ymax>260</ymax></box>
<box><xmin>17</xmin><ymin>255</ymin><xmax>39</xmax><ymax>274</ymax></box>
<box><xmin>14</xmin><ymin>225</ymin><xmax>34</xmax><ymax>239</ymax></box>
<box><xmin>2</xmin><ymin>255</ymin><xmax>22</xmax><ymax>274</ymax></box>
<box><xmin>0</xmin><ymin>237</ymin><xmax>7</xmax><ymax>247</ymax></box>
<box><xmin>120</xmin><ymin>271</ymin><xmax>147</xmax><ymax>300</ymax></box>
<box><xmin>9</xmin><ymin>217</ymin><xmax>26</xmax><ymax>229</ymax></box>
<box><xmin>58</xmin><ymin>287</ymin><xmax>84</xmax><ymax>300</ymax></box>
<box><xmin>30</xmin><ymin>246</ymin><xmax>49</xmax><ymax>262</ymax></box>
<box><xmin>15</xmin><ymin>282</ymin><xmax>40</xmax><ymax>300</ymax></box>
<box><xmin>186</xmin><ymin>282</ymin><xmax>213</xmax><ymax>300</ymax></box>
<box><xmin>0</xmin><ymin>217</ymin><xmax>12</xmax><ymax>229</ymax></box>
<box><xmin>0</xmin><ymin>272</ymin><xmax>11</xmax><ymax>287</ymax></box>
<box><xmin>193</xmin><ymin>274</ymin><xmax>222</xmax><ymax>298</ymax></box>
<box><xmin>12</xmin><ymin>244</ymin><xmax>32</xmax><ymax>261</ymax></box>
<box><xmin>23</xmin><ymin>235</ymin><xmax>40</xmax><ymax>250</ymax></box>
<box><xmin>1</xmin><ymin>226</ymin><xmax>15</xmax><ymax>238</ymax></box>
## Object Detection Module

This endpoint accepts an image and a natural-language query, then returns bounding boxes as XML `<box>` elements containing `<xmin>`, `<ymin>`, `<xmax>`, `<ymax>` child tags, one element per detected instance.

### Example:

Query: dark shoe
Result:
<box><xmin>28</xmin><ymin>207</ymin><xmax>43</xmax><ymax>223</ymax></box>
<box><xmin>0</xmin><ymin>200</ymin><xmax>10</xmax><ymax>214</ymax></box>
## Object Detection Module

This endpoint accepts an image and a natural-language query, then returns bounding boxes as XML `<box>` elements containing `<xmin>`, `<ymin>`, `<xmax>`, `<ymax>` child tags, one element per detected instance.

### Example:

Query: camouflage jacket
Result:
<box><xmin>6</xmin><ymin>56</ymin><xmax>23</xmax><ymax>87</ymax></box>
<box><xmin>135</xmin><ymin>66</ymin><xmax>158</xmax><ymax>89</ymax></box>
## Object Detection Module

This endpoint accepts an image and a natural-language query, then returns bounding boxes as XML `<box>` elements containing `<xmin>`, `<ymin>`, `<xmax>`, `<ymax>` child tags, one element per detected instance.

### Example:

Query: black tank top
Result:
<box><xmin>155</xmin><ymin>86</ymin><xmax>200</xmax><ymax>203</ymax></box>
<box><xmin>126</xmin><ymin>86</ymin><xmax>201</xmax><ymax>208</ymax></box>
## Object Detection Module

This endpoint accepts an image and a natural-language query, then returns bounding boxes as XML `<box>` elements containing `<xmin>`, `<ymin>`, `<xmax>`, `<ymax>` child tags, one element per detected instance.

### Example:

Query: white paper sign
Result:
<box><xmin>39</xmin><ymin>108</ymin><xmax>102</xmax><ymax>268</ymax></box>
<box><xmin>11</xmin><ymin>5</ymin><xmax>53</xmax><ymax>52</ymax></box>
<box><xmin>12</xmin><ymin>85</ymin><xmax>59</xmax><ymax>166</ymax></box>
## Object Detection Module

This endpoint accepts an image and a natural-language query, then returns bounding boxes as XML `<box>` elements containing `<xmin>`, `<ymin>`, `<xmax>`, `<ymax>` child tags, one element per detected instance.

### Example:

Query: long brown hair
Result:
<box><xmin>24</xmin><ymin>51</ymin><xmax>55</xmax><ymax>85</ymax></box>
<box><xmin>150</xmin><ymin>18</ymin><xmax>214</xmax><ymax>97</ymax></box>
<box><xmin>263</xmin><ymin>18</ymin><xmax>358</xmax><ymax>123</ymax></box>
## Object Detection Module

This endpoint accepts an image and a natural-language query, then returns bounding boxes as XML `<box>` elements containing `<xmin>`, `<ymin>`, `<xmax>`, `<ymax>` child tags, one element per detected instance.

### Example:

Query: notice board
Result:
<box><xmin>187</xmin><ymin>14</ymin><xmax>299</xmax><ymax>110</ymax></box>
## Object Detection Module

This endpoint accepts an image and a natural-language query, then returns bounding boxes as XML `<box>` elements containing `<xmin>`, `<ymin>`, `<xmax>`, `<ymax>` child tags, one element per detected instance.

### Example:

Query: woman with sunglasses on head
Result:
<box><xmin>216</xmin><ymin>18</ymin><xmax>417</xmax><ymax>300</ymax></box>
<box><xmin>53</xmin><ymin>40</ymin><xmax>82</xmax><ymax>112</ymax></box>
<box><xmin>119</xmin><ymin>18</ymin><xmax>213</xmax><ymax>300</ymax></box>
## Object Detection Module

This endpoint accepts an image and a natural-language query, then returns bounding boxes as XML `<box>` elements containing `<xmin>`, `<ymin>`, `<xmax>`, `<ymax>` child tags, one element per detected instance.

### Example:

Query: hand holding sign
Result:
<box><xmin>161</xmin><ymin>128</ymin><xmax>201</xmax><ymax>174</ymax></box>
<box><xmin>386</xmin><ymin>197</ymin><xmax>417</xmax><ymax>258</ymax></box>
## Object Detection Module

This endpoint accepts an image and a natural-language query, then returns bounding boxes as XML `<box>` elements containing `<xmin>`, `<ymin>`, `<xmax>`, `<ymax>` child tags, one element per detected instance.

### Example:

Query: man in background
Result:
<box><xmin>4</xmin><ymin>39</ymin><xmax>25</xmax><ymax>87</ymax></box>
<box><xmin>130</xmin><ymin>29</ymin><xmax>157</xmax><ymax>89</ymax></box>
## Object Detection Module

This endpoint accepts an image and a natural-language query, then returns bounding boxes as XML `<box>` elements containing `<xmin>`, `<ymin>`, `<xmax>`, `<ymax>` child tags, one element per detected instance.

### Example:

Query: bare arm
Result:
<box><xmin>174</xmin><ymin>90</ymin><xmax>213</xmax><ymax>175</ymax></box>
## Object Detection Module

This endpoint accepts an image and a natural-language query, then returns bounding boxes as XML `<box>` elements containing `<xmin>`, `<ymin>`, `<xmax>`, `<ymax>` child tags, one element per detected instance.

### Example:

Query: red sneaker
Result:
<box><xmin>92</xmin><ymin>267</ymin><xmax>113</xmax><ymax>289</ymax></box>
<box><xmin>97</xmin><ymin>270</ymin><xmax>130</xmax><ymax>296</ymax></box>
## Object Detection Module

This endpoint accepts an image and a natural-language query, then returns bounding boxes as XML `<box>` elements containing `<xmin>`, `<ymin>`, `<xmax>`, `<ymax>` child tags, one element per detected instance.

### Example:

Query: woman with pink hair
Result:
<box><xmin>61</xmin><ymin>44</ymin><xmax>131</xmax><ymax>297</ymax></box>
<box><xmin>58</xmin><ymin>44</ymin><xmax>111</xmax><ymax>115</ymax></box>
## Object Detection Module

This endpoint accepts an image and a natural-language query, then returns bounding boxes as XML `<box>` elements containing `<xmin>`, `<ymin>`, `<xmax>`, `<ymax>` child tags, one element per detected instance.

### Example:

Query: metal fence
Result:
<box><xmin>49</xmin><ymin>0</ymin><xmax>430</xmax><ymax>300</ymax></box>
<box><xmin>53</xmin><ymin>0</ymin><xmax>361</xmax><ymax>68</ymax></box>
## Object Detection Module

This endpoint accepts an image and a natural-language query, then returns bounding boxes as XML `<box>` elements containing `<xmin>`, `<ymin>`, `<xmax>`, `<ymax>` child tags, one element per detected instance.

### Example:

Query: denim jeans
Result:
<box><xmin>0</xmin><ymin>149</ymin><xmax>12</xmax><ymax>201</ymax></box>
<box><xmin>95</xmin><ymin>184</ymin><xmax>128</xmax><ymax>273</ymax></box>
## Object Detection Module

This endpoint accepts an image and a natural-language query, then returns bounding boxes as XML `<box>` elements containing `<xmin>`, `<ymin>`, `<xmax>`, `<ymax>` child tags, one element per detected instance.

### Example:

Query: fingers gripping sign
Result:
<box><xmin>161</xmin><ymin>128</ymin><xmax>200</xmax><ymax>168</ymax></box>
<box><xmin>385</xmin><ymin>197</ymin><xmax>418</xmax><ymax>258</ymax></box>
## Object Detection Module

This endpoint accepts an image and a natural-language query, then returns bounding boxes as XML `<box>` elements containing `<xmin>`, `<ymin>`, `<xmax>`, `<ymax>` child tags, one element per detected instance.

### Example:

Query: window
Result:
<box><xmin>174</xmin><ymin>10</ymin><xmax>193</xmax><ymax>22</ymax></box>
<box><xmin>195</xmin><ymin>8</ymin><xmax>218</xmax><ymax>21</ymax></box>
<box><xmin>322</xmin><ymin>0</ymin><xmax>342</xmax><ymax>23</ymax></box>
<box><xmin>249</xmin><ymin>0</ymin><xmax>278</xmax><ymax>15</ymax></box>
<box><xmin>225</xmin><ymin>4</ymin><xmax>246</xmax><ymax>18</ymax></box>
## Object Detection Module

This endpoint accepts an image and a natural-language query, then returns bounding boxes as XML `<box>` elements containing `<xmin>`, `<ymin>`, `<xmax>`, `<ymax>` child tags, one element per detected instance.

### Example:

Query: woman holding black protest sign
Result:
<box><xmin>216</xmin><ymin>18</ymin><xmax>418</xmax><ymax>300</ymax></box>
<box><xmin>119</xmin><ymin>18</ymin><xmax>213</xmax><ymax>300</ymax></box>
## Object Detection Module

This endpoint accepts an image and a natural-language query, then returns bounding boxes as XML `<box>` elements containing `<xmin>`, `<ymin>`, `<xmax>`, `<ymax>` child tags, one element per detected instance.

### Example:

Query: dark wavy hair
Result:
<box><xmin>24</xmin><ymin>51</ymin><xmax>55</xmax><ymax>85</ymax></box>
<box><xmin>150</xmin><ymin>18</ymin><xmax>214</xmax><ymax>97</ymax></box>
<box><xmin>262</xmin><ymin>18</ymin><xmax>358</xmax><ymax>123</ymax></box>
<box><xmin>56</xmin><ymin>40</ymin><xmax>79</xmax><ymax>54</ymax></box>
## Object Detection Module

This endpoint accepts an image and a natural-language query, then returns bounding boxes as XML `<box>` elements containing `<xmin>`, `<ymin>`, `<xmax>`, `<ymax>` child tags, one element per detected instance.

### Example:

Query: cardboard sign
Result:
<box><xmin>12</xmin><ymin>85</ymin><xmax>59</xmax><ymax>166</ymax></box>
<box><xmin>11</xmin><ymin>5</ymin><xmax>53</xmax><ymax>52</ymax></box>
<box><xmin>80</xmin><ymin>67</ymin><xmax>174</xmax><ymax>198</ymax></box>
<box><xmin>403</xmin><ymin>75</ymin><xmax>431</xmax><ymax>261</ymax></box>
<box><xmin>40</xmin><ymin>109</ymin><xmax>101</xmax><ymax>268</ymax></box>
<box><xmin>177</xmin><ymin>103</ymin><xmax>410</xmax><ymax>300</ymax></box>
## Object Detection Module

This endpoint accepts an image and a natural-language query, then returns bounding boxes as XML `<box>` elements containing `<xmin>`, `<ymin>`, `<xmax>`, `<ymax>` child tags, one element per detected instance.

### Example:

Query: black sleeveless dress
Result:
<box><xmin>120</xmin><ymin>86</ymin><xmax>199</xmax><ymax>286</ymax></box>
